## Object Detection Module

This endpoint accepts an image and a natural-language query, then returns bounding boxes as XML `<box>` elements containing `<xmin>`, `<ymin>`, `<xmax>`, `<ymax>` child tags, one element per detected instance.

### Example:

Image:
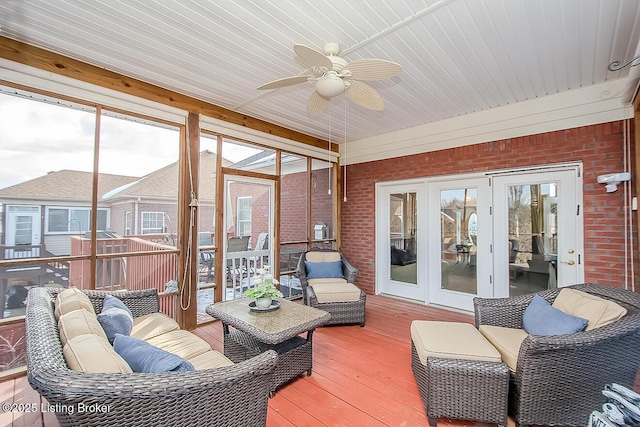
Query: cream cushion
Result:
<box><xmin>63</xmin><ymin>334</ymin><xmax>132</xmax><ymax>373</ymax></box>
<box><xmin>146</xmin><ymin>330</ymin><xmax>211</xmax><ymax>360</ymax></box>
<box><xmin>411</xmin><ymin>321</ymin><xmax>502</xmax><ymax>365</ymax></box>
<box><xmin>55</xmin><ymin>287</ymin><xmax>95</xmax><ymax>320</ymax></box>
<box><xmin>305</xmin><ymin>251</ymin><xmax>341</xmax><ymax>263</ymax></box>
<box><xmin>479</xmin><ymin>325</ymin><xmax>529</xmax><ymax>371</ymax></box>
<box><xmin>552</xmin><ymin>288</ymin><xmax>627</xmax><ymax>330</ymax></box>
<box><xmin>58</xmin><ymin>309</ymin><xmax>107</xmax><ymax>346</ymax></box>
<box><xmin>308</xmin><ymin>279</ymin><xmax>361</xmax><ymax>303</ymax></box>
<box><xmin>188</xmin><ymin>350</ymin><xmax>234</xmax><ymax>370</ymax></box>
<box><xmin>131</xmin><ymin>312</ymin><xmax>180</xmax><ymax>341</ymax></box>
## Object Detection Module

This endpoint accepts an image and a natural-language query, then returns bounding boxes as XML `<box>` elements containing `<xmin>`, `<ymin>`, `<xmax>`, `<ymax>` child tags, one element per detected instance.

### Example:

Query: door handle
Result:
<box><xmin>561</xmin><ymin>259</ymin><xmax>575</xmax><ymax>266</ymax></box>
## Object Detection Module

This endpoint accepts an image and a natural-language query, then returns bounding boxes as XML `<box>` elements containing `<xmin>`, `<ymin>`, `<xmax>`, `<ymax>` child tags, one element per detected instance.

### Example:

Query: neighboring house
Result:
<box><xmin>0</xmin><ymin>170</ymin><xmax>138</xmax><ymax>258</ymax></box>
<box><xmin>0</xmin><ymin>150</ymin><xmax>220</xmax><ymax>257</ymax></box>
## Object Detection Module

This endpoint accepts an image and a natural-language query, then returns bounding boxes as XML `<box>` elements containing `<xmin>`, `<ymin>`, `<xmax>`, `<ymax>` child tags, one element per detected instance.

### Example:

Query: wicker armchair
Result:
<box><xmin>474</xmin><ymin>283</ymin><xmax>640</xmax><ymax>427</ymax></box>
<box><xmin>26</xmin><ymin>287</ymin><xmax>277</xmax><ymax>427</ymax></box>
<box><xmin>296</xmin><ymin>249</ymin><xmax>366</xmax><ymax>326</ymax></box>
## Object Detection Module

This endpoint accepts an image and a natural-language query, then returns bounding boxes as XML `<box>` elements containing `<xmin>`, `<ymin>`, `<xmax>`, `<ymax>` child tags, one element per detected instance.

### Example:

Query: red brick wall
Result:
<box><xmin>228</xmin><ymin>182</ymin><xmax>270</xmax><ymax>247</ymax></box>
<box><xmin>280</xmin><ymin>168</ymin><xmax>333</xmax><ymax>242</ymax></box>
<box><xmin>281</xmin><ymin>172</ymin><xmax>308</xmax><ymax>242</ymax></box>
<box><xmin>341</xmin><ymin>121</ymin><xmax>638</xmax><ymax>294</ymax></box>
<box><xmin>311</xmin><ymin>168</ymin><xmax>333</xmax><ymax>239</ymax></box>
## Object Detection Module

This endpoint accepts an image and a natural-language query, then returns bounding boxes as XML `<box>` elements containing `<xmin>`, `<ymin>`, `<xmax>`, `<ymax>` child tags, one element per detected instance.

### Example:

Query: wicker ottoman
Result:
<box><xmin>410</xmin><ymin>321</ymin><xmax>509</xmax><ymax>427</ymax></box>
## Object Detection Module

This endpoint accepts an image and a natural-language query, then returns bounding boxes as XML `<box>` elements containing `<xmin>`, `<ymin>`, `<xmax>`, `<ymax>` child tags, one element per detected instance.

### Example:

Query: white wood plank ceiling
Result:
<box><xmin>1</xmin><ymin>0</ymin><xmax>640</xmax><ymax>146</ymax></box>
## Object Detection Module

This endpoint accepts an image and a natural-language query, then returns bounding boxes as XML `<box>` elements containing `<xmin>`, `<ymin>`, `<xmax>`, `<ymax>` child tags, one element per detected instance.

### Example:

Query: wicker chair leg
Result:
<box><xmin>428</xmin><ymin>416</ymin><xmax>437</xmax><ymax>426</ymax></box>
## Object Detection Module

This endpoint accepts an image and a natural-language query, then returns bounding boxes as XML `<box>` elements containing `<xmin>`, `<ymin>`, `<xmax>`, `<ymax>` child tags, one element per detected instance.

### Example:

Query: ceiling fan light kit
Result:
<box><xmin>315</xmin><ymin>74</ymin><xmax>346</xmax><ymax>97</ymax></box>
<box><xmin>258</xmin><ymin>43</ymin><xmax>402</xmax><ymax>116</ymax></box>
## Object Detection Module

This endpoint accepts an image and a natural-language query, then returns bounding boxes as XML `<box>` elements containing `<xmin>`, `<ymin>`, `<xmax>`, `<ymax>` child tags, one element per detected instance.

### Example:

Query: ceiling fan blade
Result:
<box><xmin>344</xmin><ymin>59</ymin><xmax>403</xmax><ymax>81</ymax></box>
<box><xmin>307</xmin><ymin>91</ymin><xmax>330</xmax><ymax>116</ymax></box>
<box><xmin>294</xmin><ymin>44</ymin><xmax>333</xmax><ymax>70</ymax></box>
<box><xmin>256</xmin><ymin>75</ymin><xmax>310</xmax><ymax>90</ymax></box>
<box><xmin>346</xmin><ymin>81</ymin><xmax>385</xmax><ymax>111</ymax></box>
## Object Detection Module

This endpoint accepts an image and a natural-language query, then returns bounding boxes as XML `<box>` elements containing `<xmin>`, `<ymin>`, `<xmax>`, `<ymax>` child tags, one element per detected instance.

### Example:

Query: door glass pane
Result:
<box><xmin>508</xmin><ymin>184</ymin><xmax>558</xmax><ymax>296</ymax></box>
<box><xmin>389</xmin><ymin>193</ymin><xmax>417</xmax><ymax>284</ymax></box>
<box><xmin>440</xmin><ymin>188</ymin><xmax>477</xmax><ymax>294</ymax></box>
<box><xmin>14</xmin><ymin>215</ymin><xmax>33</xmax><ymax>245</ymax></box>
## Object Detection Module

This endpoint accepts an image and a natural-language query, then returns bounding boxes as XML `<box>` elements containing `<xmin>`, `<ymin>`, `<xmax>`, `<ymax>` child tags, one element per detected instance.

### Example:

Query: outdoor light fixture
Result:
<box><xmin>597</xmin><ymin>172</ymin><xmax>631</xmax><ymax>193</ymax></box>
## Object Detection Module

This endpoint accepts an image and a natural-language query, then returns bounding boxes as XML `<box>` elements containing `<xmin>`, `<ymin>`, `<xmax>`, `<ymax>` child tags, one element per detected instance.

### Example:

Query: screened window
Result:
<box><xmin>46</xmin><ymin>207</ymin><xmax>107</xmax><ymax>233</ymax></box>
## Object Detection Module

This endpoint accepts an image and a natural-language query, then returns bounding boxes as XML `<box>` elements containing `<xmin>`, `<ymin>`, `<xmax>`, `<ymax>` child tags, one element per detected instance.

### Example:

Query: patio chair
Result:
<box><xmin>296</xmin><ymin>249</ymin><xmax>365</xmax><ymax>326</ymax></box>
<box><xmin>474</xmin><ymin>283</ymin><xmax>640</xmax><ymax>427</ymax></box>
<box><xmin>226</xmin><ymin>236</ymin><xmax>250</xmax><ymax>294</ymax></box>
<box><xmin>226</xmin><ymin>235</ymin><xmax>250</xmax><ymax>272</ymax></box>
<box><xmin>198</xmin><ymin>232</ymin><xmax>214</xmax><ymax>282</ymax></box>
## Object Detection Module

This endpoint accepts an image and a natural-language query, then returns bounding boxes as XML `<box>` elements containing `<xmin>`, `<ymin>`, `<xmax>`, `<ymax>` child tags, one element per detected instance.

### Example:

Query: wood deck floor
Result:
<box><xmin>1</xmin><ymin>295</ymin><xmax>518</xmax><ymax>427</ymax></box>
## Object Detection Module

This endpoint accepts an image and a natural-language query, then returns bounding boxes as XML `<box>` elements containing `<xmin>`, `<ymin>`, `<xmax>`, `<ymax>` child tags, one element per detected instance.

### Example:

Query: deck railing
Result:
<box><xmin>69</xmin><ymin>236</ymin><xmax>178</xmax><ymax>318</ymax></box>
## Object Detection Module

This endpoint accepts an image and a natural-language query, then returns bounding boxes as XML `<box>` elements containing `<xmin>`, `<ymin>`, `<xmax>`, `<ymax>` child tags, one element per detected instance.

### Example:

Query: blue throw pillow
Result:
<box><xmin>102</xmin><ymin>294</ymin><xmax>133</xmax><ymax>318</ymax></box>
<box><xmin>113</xmin><ymin>334</ymin><xmax>195</xmax><ymax>373</ymax></box>
<box><xmin>98</xmin><ymin>295</ymin><xmax>134</xmax><ymax>343</ymax></box>
<box><xmin>522</xmin><ymin>295</ymin><xmax>588</xmax><ymax>336</ymax></box>
<box><xmin>305</xmin><ymin>260</ymin><xmax>344</xmax><ymax>279</ymax></box>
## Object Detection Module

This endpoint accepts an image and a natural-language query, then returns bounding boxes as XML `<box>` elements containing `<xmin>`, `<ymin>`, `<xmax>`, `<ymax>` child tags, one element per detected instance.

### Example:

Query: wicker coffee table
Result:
<box><xmin>206</xmin><ymin>298</ymin><xmax>330</xmax><ymax>396</ymax></box>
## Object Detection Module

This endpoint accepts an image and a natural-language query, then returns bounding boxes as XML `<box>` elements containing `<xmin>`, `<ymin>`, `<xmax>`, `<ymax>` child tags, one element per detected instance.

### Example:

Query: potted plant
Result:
<box><xmin>243</xmin><ymin>266</ymin><xmax>283</xmax><ymax>308</ymax></box>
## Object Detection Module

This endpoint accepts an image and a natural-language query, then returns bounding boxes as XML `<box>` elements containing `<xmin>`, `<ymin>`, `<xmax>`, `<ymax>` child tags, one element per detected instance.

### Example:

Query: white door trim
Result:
<box><xmin>375</xmin><ymin>179</ymin><xmax>427</xmax><ymax>301</ymax></box>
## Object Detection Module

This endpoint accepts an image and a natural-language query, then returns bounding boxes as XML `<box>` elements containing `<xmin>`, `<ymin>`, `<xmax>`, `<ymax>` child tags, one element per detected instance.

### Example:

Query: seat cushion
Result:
<box><xmin>479</xmin><ymin>325</ymin><xmax>528</xmax><ymax>371</ymax></box>
<box><xmin>552</xmin><ymin>288</ymin><xmax>627</xmax><ymax>330</ymax></box>
<box><xmin>131</xmin><ymin>312</ymin><xmax>180</xmax><ymax>341</ymax></box>
<box><xmin>188</xmin><ymin>350</ymin><xmax>235</xmax><ymax>370</ymax></box>
<box><xmin>63</xmin><ymin>334</ymin><xmax>132</xmax><ymax>373</ymax></box>
<box><xmin>410</xmin><ymin>321</ymin><xmax>502</xmax><ymax>365</ymax></box>
<box><xmin>145</xmin><ymin>330</ymin><xmax>211</xmax><ymax>360</ymax></box>
<box><xmin>58</xmin><ymin>308</ymin><xmax>107</xmax><ymax>345</ymax></box>
<box><xmin>308</xmin><ymin>279</ymin><xmax>361</xmax><ymax>303</ymax></box>
<box><xmin>113</xmin><ymin>334</ymin><xmax>194</xmax><ymax>373</ymax></box>
<box><xmin>55</xmin><ymin>287</ymin><xmax>95</xmax><ymax>320</ymax></box>
<box><xmin>305</xmin><ymin>251</ymin><xmax>341</xmax><ymax>263</ymax></box>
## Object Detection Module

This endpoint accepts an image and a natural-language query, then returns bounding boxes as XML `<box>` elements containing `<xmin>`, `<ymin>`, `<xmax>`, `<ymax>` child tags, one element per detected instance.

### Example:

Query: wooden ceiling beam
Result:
<box><xmin>0</xmin><ymin>36</ymin><xmax>338</xmax><ymax>153</ymax></box>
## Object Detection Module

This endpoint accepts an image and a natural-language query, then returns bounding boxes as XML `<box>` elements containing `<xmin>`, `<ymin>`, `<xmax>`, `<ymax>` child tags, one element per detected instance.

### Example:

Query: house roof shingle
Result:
<box><xmin>0</xmin><ymin>150</ymin><xmax>221</xmax><ymax>202</ymax></box>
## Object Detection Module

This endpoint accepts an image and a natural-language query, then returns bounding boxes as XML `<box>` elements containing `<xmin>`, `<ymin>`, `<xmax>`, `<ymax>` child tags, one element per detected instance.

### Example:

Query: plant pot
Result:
<box><xmin>255</xmin><ymin>297</ymin><xmax>272</xmax><ymax>309</ymax></box>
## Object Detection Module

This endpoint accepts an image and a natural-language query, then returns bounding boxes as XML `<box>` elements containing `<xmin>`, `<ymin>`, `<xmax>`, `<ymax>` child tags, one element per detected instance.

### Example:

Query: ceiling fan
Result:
<box><xmin>257</xmin><ymin>43</ymin><xmax>402</xmax><ymax>116</ymax></box>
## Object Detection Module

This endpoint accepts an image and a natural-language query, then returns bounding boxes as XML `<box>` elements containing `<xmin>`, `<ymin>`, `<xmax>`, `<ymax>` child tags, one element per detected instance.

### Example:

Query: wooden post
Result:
<box><xmin>214</xmin><ymin>135</ymin><xmax>224</xmax><ymax>303</ymax></box>
<box><xmin>177</xmin><ymin>112</ymin><xmax>200</xmax><ymax>330</ymax></box>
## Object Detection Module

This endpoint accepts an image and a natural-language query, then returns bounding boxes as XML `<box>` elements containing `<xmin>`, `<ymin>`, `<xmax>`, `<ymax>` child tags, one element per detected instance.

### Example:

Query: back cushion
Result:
<box><xmin>58</xmin><ymin>309</ymin><xmax>107</xmax><ymax>345</ymax></box>
<box><xmin>552</xmin><ymin>288</ymin><xmax>627</xmax><ymax>330</ymax></box>
<box><xmin>55</xmin><ymin>287</ymin><xmax>95</xmax><ymax>320</ymax></box>
<box><xmin>63</xmin><ymin>334</ymin><xmax>132</xmax><ymax>373</ymax></box>
<box><xmin>305</xmin><ymin>260</ymin><xmax>344</xmax><ymax>279</ymax></box>
<box><xmin>305</xmin><ymin>251</ymin><xmax>341</xmax><ymax>263</ymax></box>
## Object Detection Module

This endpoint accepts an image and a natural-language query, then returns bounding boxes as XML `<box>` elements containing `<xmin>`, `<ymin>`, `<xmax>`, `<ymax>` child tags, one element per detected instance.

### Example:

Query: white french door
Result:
<box><xmin>427</xmin><ymin>178</ymin><xmax>492</xmax><ymax>311</ymax></box>
<box><xmin>375</xmin><ymin>166</ymin><xmax>583</xmax><ymax>312</ymax></box>
<box><xmin>492</xmin><ymin>169</ymin><xmax>583</xmax><ymax>297</ymax></box>
<box><xmin>376</xmin><ymin>180</ymin><xmax>426</xmax><ymax>301</ymax></box>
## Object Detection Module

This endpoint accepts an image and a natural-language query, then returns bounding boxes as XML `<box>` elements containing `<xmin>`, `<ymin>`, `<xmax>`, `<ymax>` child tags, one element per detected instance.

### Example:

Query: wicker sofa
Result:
<box><xmin>474</xmin><ymin>283</ymin><xmax>640</xmax><ymax>427</ymax></box>
<box><xmin>26</xmin><ymin>287</ymin><xmax>277</xmax><ymax>427</ymax></box>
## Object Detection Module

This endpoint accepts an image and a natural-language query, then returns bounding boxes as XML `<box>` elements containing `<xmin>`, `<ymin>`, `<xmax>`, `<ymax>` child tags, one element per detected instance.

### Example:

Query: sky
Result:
<box><xmin>0</xmin><ymin>90</ymin><xmax>307</xmax><ymax>191</ymax></box>
<box><xmin>0</xmin><ymin>93</ymin><xmax>186</xmax><ymax>190</ymax></box>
